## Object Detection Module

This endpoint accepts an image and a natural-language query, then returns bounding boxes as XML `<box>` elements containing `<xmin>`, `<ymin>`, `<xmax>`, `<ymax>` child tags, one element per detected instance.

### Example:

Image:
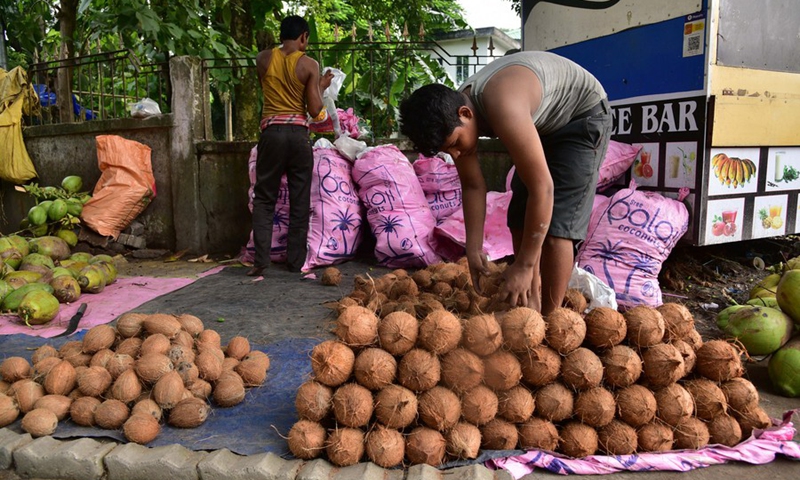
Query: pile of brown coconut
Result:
<box><xmin>293</xmin><ymin>260</ymin><xmax>770</xmax><ymax>467</ymax></box>
<box><xmin>0</xmin><ymin>313</ymin><xmax>270</xmax><ymax>445</ymax></box>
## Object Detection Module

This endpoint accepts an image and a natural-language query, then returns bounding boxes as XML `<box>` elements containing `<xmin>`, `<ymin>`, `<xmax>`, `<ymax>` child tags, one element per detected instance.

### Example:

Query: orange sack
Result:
<box><xmin>80</xmin><ymin>135</ymin><xmax>156</xmax><ymax>239</ymax></box>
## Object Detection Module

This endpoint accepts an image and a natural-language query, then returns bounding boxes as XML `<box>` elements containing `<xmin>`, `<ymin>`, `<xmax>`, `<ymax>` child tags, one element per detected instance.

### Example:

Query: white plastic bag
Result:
<box><xmin>309</xmin><ymin>67</ymin><xmax>346</xmax><ymax>137</ymax></box>
<box><xmin>128</xmin><ymin>98</ymin><xmax>161</xmax><ymax>118</ymax></box>
<box><xmin>568</xmin><ymin>263</ymin><xmax>618</xmax><ymax>312</ymax></box>
<box><xmin>334</xmin><ymin>134</ymin><xmax>367</xmax><ymax>162</ymax></box>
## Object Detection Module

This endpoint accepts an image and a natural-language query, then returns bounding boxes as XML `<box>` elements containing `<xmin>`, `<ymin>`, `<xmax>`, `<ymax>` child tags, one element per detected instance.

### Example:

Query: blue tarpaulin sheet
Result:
<box><xmin>1</xmin><ymin>334</ymin><xmax>318</xmax><ymax>456</ymax></box>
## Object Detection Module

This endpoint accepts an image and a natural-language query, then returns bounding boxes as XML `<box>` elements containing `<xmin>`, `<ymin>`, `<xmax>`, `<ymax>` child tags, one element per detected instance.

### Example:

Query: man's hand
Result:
<box><xmin>499</xmin><ymin>262</ymin><xmax>535</xmax><ymax>309</ymax></box>
<box><xmin>320</xmin><ymin>70</ymin><xmax>335</xmax><ymax>92</ymax></box>
<box><xmin>467</xmin><ymin>251</ymin><xmax>491</xmax><ymax>295</ymax></box>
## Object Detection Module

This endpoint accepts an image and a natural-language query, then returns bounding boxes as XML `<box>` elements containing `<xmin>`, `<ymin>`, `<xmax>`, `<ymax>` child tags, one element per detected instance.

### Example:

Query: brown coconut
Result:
<box><xmin>82</xmin><ymin>324</ymin><xmax>116</xmax><ymax>353</ymax></box>
<box><xmin>114</xmin><ymin>338</ymin><xmax>142</xmax><ymax>359</ymax></box>
<box><xmin>734</xmin><ymin>405</ymin><xmax>772</xmax><ymax>437</ymax></box>
<box><xmin>196</xmin><ymin>329</ymin><xmax>222</xmax><ymax>349</ymax></box>
<box><xmin>623</xmin><ymin>306</ymin><xmax>666</xmax><ymax>348</ymax></box>
<box><xmin>58</xmin><ymin>340</ymin><xmax>83</xmax><ymax>359</ymax></box>
<box><xmin>153</xmin><ymin>371</ymin><xmax>186</xmax><ymax>409</ymax></box>
<box><xmin>600</xmin><ymin>345</ymin><xmax>642</xmax><ymax>388</ymax></box>
<box><xmin>365</xmin><ymin>425</ymin><xmax>405</xmax><ymax>468</ymax></box>
<box><xmin>331</xmin><ymin>383</ymin><xmax>373</xmax><ymax>428</ymax></box>
<box><xmin>415</xmin><ymin>297</ymin><xmax>446</xmax><ymax>320</ymax></box>
<box><xmin>295</xmin><ymin>380</ymin><xmax>332</xmax><ymax>422</ymax></box>
<box><xmin>388</xmin><ymin>276</ymin><xmax>419</xmax><ymax>301</ymax></box>
<box><xmin>412</xmin><ymin>269</ymin><xmax>434</xmax><ymax>289</ymax></box>
<box><xmin>584</xmin><ymin>307</ymin><xmax>627</xmax><ymax>349</ymax></box>
<box><xmin>483</xmin><ymin>350</ymin><xmax>523</xmax><ymax>391</ymax></box>
<box><xmin>377</xmin><ymin>311</ymin><xmax>418</xmax><ymax>355</ymax></box>
<box><xmin>519</xmin><ymin>345</ymin><xmax>562</xmax><ymax>387</ymax></box>
<box><xmin>462</xmin><ymin>314</ymin><xmax>504</xmax><ymax>357</ymax></box>
<box><xmin>11</xmin><ymin>379</ymin><xmax>44</xmax><ymax>413</ymax></box>
<box><xmin>167</xmin><ymin>344</ymin><xmax>195</xmax><ymax>366</ymax></box>
<box><xmin>417</xmin><ymin>310</ymin><xmax>462</xmax><ymax>355</ymax></box>
<box><xmin>405</xmin><ymin>426</ymin><xmax>446</xmax><ymax>466</ymax></box>
<box><xmin>684</xmin><ymin>329</ymin><xmax>704</xmax><ymax>351</ymax></box>
<box><xmin>654</xmin><ymin>383</ymin><xmax>694</xmax><ymax>426</ymax></box>
<box><xmin>0</xmin><ymin>357</ymin><xmax>31</xmax><ymax>383</ymax></box>
<box><xmin>243</xmin><ymin>350</ymin><xmax>270</xmax><ymax>367</ymax></box>
<box><xmin>142</xmin><ymin>313</ymin><xmax>182</xmax><ymax>338</ymax></box>
<box><xmin>123</xmin><ymin>413</ymin><xmax>161</xmax><ymax>444</ymax></box>
<box><xmin>69</xmin><ymin>396</ymin><xmax>100</xmax><ymax>426</ymax></box>
<box><xmin>287</xmin><ymin>419</ymin><xmax>326</xmax><ymax>460</ymax></box>
<box><xmin>176</xmin><ymin>362</ymin><xmax>199</xmax><ymax>390</ymax></box>
<box><xmin>116</xmin><ymin>312</ymin><xmax>146</xmax><ymax>338</ymax></box>
<box><xmin>221</xmin><ymin>357</ymin><xmax>240</xmax><ymax>372</ymax></box>
<box><xmin>671</xmin><ymin>339</ymin><xmax>697</xmax><ymax>377</ymax></box>
<box><xmin>534</xmin><ymin>382</ymin><xmax>574</xmax><ymax>422</ymax></box>
<box><xmin>673</xmin><ymin>416</ymin><xmax>710</xmax><ymax>450</ymax></box>
<box><xmin>637</xmin><ymin>421</ymin><xmax>674</xmax><ymax>452</ymax></box>
<box><xmin>615</xmin><ymin>384</ymin><xmax>657</xmax><ymax>427</ymax></box>
<box><xmin>439</xmin><ymin>348</ymin><xmax>484</xmax><ymax>394</ymax></box>
<box><xmin>461</xmin><ymin>385</ymin><xmax>499</xmax><ymax>426</ymax></box>
<box><xmin>172</xmin><ymin>330</ymin><xmax>195</xmax><ymax>351</ymax></box>
<box><xmin>95</xmin><ymin>399</ymin><xmax>130</xmax><ymax>429</ymax></box>
<box><xmin>213</xmin><ymin>377</ymin><xmax>246</xmax><ymax>407</ymax></box>
<box><xmin>561</xmin><ymin>347</ymin><xmax>603</xmax><ymax>391</ymax></box>
<box><xmin>695</xmin><ymin>340</ymin><xmax>744</xmax><ymax>382</ymax></box>
<box><xmin>232</xmin><ymin>359</ymin><xmax>264</xmax><ymax>387</ymax></box>
<box><xmin>168</xmin><ymin>397</ymin><xmax>210</xmax><ymax>428</ymax></box>
<box><xmin>545</xmin><ymin>307</ymin><xmax>587</xmax><ymax>354</ymax></box>
<box><xmin>33</xmin><ymin>394</ymin><xmax>72</xmax><ymax>421</ymax></box>
<box><xmin>720</xmin><ymin>377</ymin><xmax>760</xmax><ymax>414</ymax></box>
<box><xmin>75</xmin><ymin>366</ymin><xmax>111</xmax><ymax>397</ymax></box>
<box><xmin>683</xmin><ymin>378</ymin><xmax>728</xmax><ymax>421</ymax></box>
<box><xmin>518</xmin><ymin>417</ymin><xmax>559</xmax><ymax>451</ymax></box>
<box><xmin>374</xmin><ymin>384</ymin><xmax>418</xmax><ymax>429</ymax></box>
<box><xmin>0</xmin><ymin>394</ymin><xmax>20</xmax><ymax>427</ymax></box>
<box><xmin>575</xmin><ymin>386</ymin><xmax>616</xmax><ymax>428</ymax></box>
<box><xmin>310</xmin><ymin>340</ymin><xmax>354</xmax><ymax>387</ymax></box>
<box><xmin>496</xmin><ymin>385</ymin><xmax>535</xmax><ymax>423</ymax></box>
<box><xmin>641</xmin><ymin>343</ymin><xmax>685</xmax><ymax>388</ymax></box>
<box><xmin>320</xmin><ymin>267</ymin><xmax>342</xmax><ymax>286</ymax></box>
<box><xmin>335</xmin><ymin>305</ymin><xmax>379</xmax><ymax>347</ymax></box>
<box><xmin>140</xmin><ymin>333</ymin><xmax>171</xmax><ymax>357</ymax></box>
<box><xmin>446</xmin><ymin>421</ymin><xmax>482</xmax><ymax>460</ymax></box>
<box><xmin>135</xmin><ymin>353</ymin><xmax>174</xmax><ymax>384</ymax></box>
<box><xmin>397</xmin><ymin>348</ymin><xmax>440</xmax><ymax>393</ymax></box>
<box><xmin>225</xmin><ymin>336</ymin><xmax>251</xmax><ymax>360</ymax></box>
<box><xmin>559</xmin><ymin>422</ymin><xmax>599</xmax><ymax>458</ymax></box>
<box><xmin>132</xmin><ymin>398</ymin><xmax>162</xmax><ymax>421</ymax></box>
<box><xmin>188</xmin><ymin>379</ymin><xmax>213</xmax><ymax>400</ymax></box>
<box><xmin>563</xmin><ymin>288</ymin><xmax>589</xmax><ymax>314</ymax></box>
<box><xmin>43</xmin><ymin>360</ymin><xmax>77</xmax><ymax>396</ymax></box>
<box><xmin>353</xmin><ymin>348</ymin><xmax>396</xmax><ymax>391</ymax></box>
<box><xmin>175</xmin><ymin>313</ymin><xmax>204</xmax><ymax>336</ymax></box>
<box><xmin>418</xmin><ymin>386</ymin><xmax>461</xmax><ymax>431</ymax></box>
<box><xmin>90</xmin><ymin>348</ymin><xmax>116</xmax><ymax>369</ymax></box>
<box><xmin>597</xmin><ymin>420</ymin><xmax>638</xmax><ymax>455</ymax></box>
<box><xmin>326</xmin><ymin>427</ymin><xmax>365</xmax><ymax>467</ymax></box>
<box><xmin>110</xmin><ymin>369</ymin><xmax>142</xmax><ymax>404</ymax></box>
<box><xmin>657</xmin><ymin>302</ymin><xmax>696</xmax><ymax>341</ymax></box>
<box><xmin>500</xmin><ymin>307</ymin><xmax>546</xmax><ymax>353</ymax></box>
<box><xmin>480</xmin><ymin>418</ymin><xmax>518</xmax><ymax>450</ymax></box>
<box><xmin>0</xmin><ymin>381</ymin><xmax>8</xmax><ymax>396</ymax></box>
<box><xmin>196</xmin><ymin>350</ymin><xmax>224</xmax><ymax>383</ymax></box>
<box><xmin>21</xmin><ymin>408</ymin><xmax>58</xmax><ymax>437</ymax></box>
<box><xmin>31</xmin><ymin>345</ymin><xmax>59</xmax><ymax>365</ymax></box>
<box><xmin>107</xmin><ymin>354</ymin><xmax>135</xmax><ymax>379</ymax></box>
<box><xmin>708</xmin><ymin>414</ymin><xmax>743</xmax><ymax>447</ymax></box>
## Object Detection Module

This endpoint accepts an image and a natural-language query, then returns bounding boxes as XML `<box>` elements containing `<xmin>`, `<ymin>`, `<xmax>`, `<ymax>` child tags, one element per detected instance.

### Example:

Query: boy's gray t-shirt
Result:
<box><xmin>458</xmin><ymin>51</ymin><xmax>606</xmax><ymax>136</ymax></box>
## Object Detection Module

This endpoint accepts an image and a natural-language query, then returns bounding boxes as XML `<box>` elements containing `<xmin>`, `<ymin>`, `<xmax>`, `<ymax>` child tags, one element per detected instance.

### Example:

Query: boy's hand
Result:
<box><xmin>467</xmin><ymin>251</ymin><xmax>491</xmax><ymax>295</ymax></box>
<box><xmin>320</xmin><ymin>70</ymin><xmax>335</xmax><ymax>91</ymax></box>
<box><xmin>500</xmin><ymin>262</ymin><xmax>535</xmax><ymax>309</ymax></box>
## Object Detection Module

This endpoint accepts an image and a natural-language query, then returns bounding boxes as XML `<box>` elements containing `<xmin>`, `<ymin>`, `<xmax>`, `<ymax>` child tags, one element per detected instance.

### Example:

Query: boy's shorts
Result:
<box><xmin>508</xmin><ymin>99</ymin><xmax>612</xmax><ymax>241</ymax></box>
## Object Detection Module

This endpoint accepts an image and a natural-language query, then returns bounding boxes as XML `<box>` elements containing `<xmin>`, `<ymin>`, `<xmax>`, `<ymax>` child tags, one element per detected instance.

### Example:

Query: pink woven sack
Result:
<box><xmin>413</xmin><ymin>154</ymin><xmax>462</xmax><ymax>225</ymax></box>
<box><xmin>352</xmin><ymin>145</ymin><xmax>441</xmax><ymax>268</ymax></box>
<box><xmin>576</xmin><ymin>181</ymin><xmax>689</xmax><ymax>308</ymax></box>
<box><xmin>597</xmin><ymin>140</ymin><xmax>642</xmax><ymax>192</ymax></box>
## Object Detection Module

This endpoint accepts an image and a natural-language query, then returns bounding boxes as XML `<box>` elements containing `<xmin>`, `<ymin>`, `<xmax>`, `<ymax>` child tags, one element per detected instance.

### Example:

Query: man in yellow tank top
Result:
<box><xmin>248</xmin><ymin>16</ymin><xmax>333</xmax><ymax>276</ymax></box>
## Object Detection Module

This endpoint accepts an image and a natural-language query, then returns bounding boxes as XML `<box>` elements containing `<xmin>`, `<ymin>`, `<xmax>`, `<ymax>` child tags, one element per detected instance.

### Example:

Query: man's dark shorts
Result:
<box><xmin>508</xmin><ymin>99</ymin><xmax>613</xmax><ymax>241</ymax></box>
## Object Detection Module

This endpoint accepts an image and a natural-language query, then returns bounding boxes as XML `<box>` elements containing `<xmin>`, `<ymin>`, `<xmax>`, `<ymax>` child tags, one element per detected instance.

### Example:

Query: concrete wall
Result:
<box><xmin>3</xmin><ymin>55</ymin><xmax>513</xmax><ymax>257</ymax></box>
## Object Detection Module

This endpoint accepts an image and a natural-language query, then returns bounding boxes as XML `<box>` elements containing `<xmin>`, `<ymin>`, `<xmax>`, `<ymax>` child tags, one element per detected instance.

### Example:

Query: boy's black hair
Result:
<box><xmin>280</xmin><ymin>16</ymin><xmax>309</xmax><ymax>42</ymax></box>
<box><xmin>399</xmin><ymin>84</ymin><xmax>466</xmax><ymax>156</ymax></box>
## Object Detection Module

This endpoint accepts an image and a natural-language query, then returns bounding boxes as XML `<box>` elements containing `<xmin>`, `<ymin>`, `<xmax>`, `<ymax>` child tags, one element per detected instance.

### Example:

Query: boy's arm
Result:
<box><xmin>454</xmin><ymin>152</ymin><xmax>490</xmax><ymax>290</ymax></box>
<box><xmin>298</xmin><ymin>57</ymin><xmax>331</xmax><ymax>118</ymax></box>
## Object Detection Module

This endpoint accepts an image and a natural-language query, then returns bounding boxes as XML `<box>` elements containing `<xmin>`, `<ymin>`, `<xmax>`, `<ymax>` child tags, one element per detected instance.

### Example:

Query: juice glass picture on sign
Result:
<box><xmin>752</xmin><ymin>195</ymin><xmax>788</xmax><ymax>239</ymax></box>
<box><xmin>766</xmin><ymin>148</ymin><xmax>800</xmax><ymax>192</ymax></box>
<box><xmin>705</xmin><ymin>198</ymin><xmax>744</xmax><ymax>245</ymax></box>
<box><xmin>665</xmin><ymin>142</ymin><xmax>697</xmax><ymax>189</ymax></box>
<box><xmin>632</xmin><ymin>143</ymin><xmax>659</xmax><ymax>187</ymax></box>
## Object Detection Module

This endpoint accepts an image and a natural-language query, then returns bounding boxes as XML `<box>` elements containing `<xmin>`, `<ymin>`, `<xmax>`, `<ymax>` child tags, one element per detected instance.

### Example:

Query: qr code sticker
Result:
<box><xmin>683</xmin><ymin>32</ymin><xmax>703</xmax><ymax>57</ymax></box>
<box><xmin>688</xmin><ymin>36</ymin><xmax>700</xmax><ymax>53</ymax></box>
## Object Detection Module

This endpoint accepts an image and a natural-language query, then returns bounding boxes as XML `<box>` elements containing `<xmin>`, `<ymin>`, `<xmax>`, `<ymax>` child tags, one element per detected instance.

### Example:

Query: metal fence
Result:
<box><xmin>24</xmin><ymin>49</ymin><xmax>170</xmax><ymax>126</ymax></box>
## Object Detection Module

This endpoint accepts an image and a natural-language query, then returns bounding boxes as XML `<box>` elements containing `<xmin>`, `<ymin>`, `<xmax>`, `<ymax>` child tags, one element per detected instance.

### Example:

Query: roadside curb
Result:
<box><xmin>0</xmin><ymin>428</ymin><xmax>514</xmax><ymax>480</ymax></box>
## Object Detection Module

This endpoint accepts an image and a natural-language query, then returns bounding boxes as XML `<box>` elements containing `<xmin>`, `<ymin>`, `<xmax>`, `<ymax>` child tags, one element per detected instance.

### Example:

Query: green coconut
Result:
<box><xmin>776</xmin><ymin>270</ymin><xmax>800</xmax><ymax>325</ymax></box>
<box><xmin>767</xmin><ymin>336</ymin><xmax>800</xmax><ymax>397</ymax></box>
<box><xmin>719</xmin><ymin>306</ymin><xmax>794</xmax><ymax>356</ymax></box>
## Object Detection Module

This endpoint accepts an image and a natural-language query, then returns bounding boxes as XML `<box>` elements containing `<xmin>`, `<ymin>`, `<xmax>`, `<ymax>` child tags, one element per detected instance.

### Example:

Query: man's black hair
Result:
<box><xmin>399</xmin><ymin>84</ymin><xmax>466</xmax><ymax>156</ymax></box>
<box><xmin>280</xmin><ymin>15</ymin><xmax>309</xmax><ymax>42</ymax></box>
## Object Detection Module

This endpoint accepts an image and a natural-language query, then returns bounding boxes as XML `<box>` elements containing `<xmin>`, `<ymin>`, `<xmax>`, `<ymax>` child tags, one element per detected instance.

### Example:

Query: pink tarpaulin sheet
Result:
<box><xmin>487</xmin><ymin>410</ymin><xmax>800</xmax><ymax>477</ymax></box>
<box><xmin>0</xmin><ymin>266</ymin><xmax>225</xmax><ymax>338</ymax></box>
